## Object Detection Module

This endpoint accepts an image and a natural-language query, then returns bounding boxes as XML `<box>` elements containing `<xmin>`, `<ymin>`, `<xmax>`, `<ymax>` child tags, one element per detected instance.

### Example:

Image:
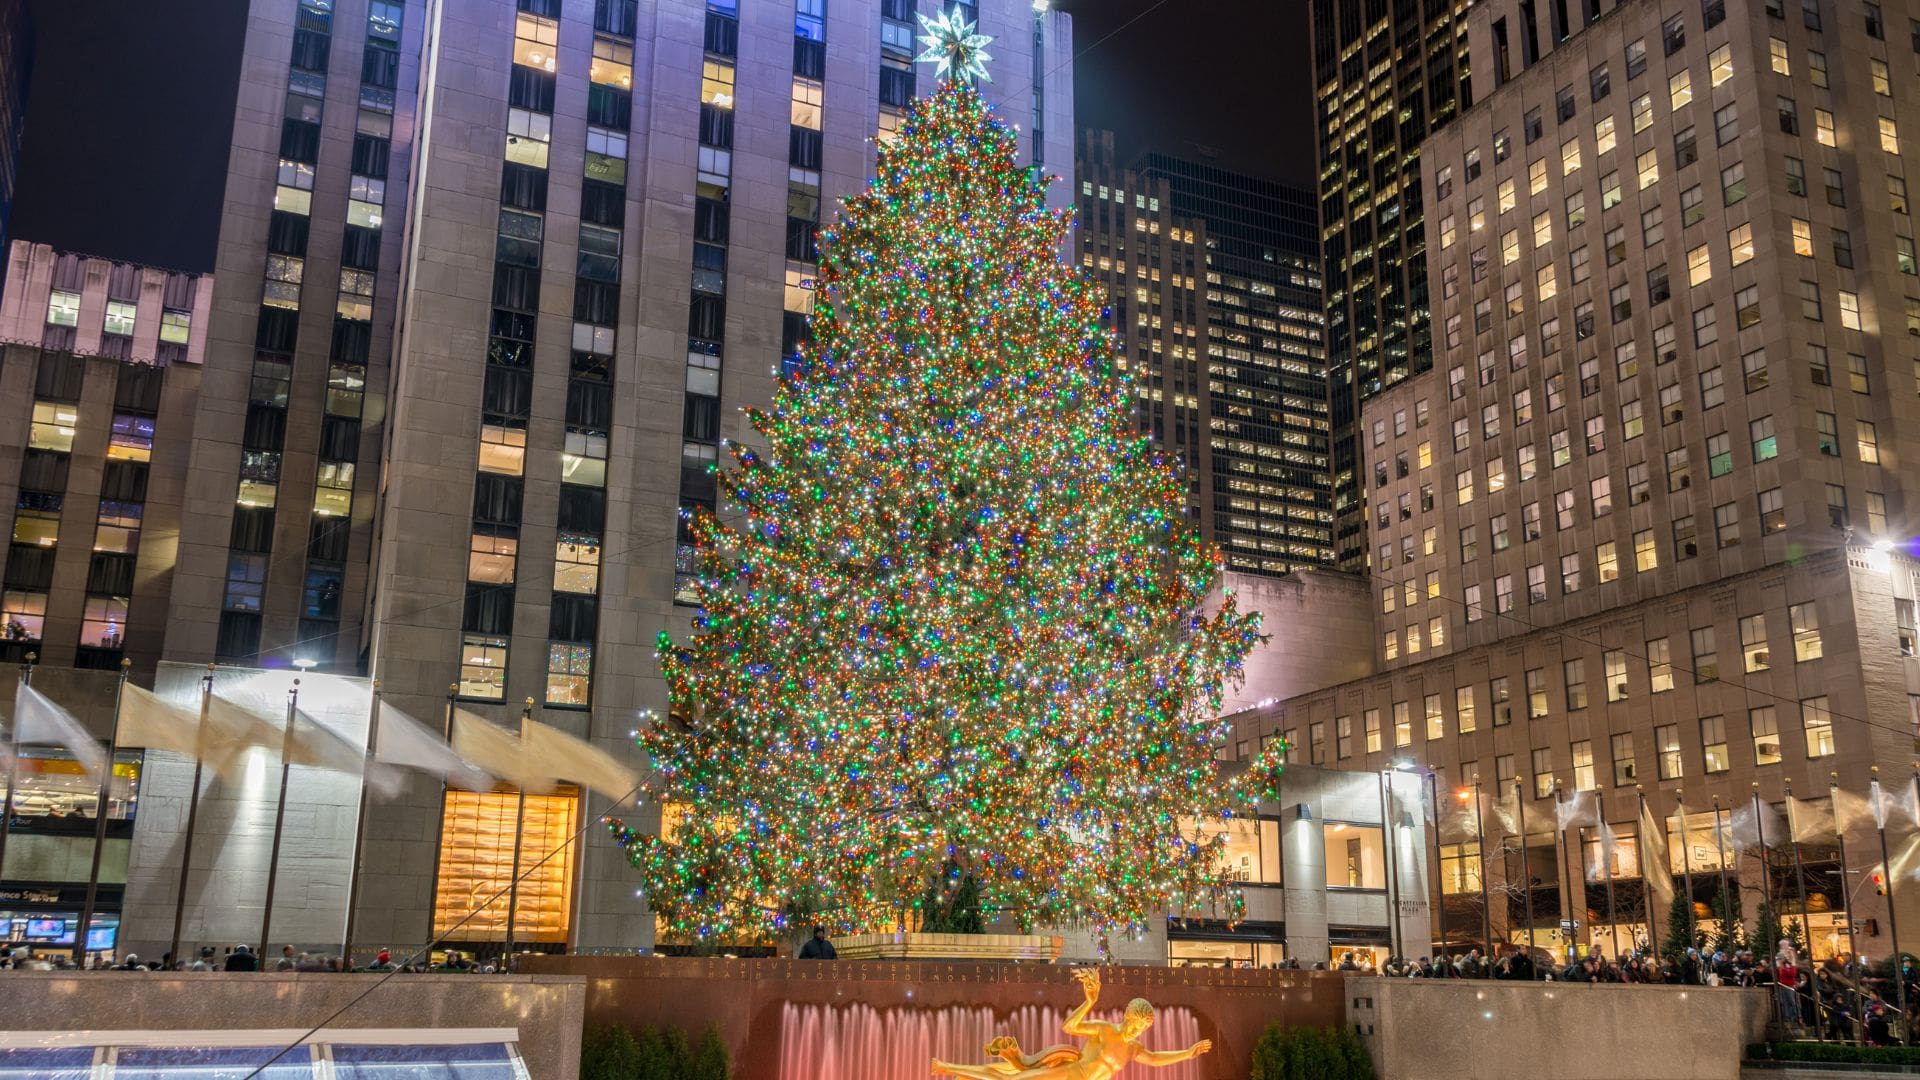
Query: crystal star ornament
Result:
<box><xmin>916</xmin><ymin>9</ymin><xmax>994</xmax><ymax>84</ymax></box>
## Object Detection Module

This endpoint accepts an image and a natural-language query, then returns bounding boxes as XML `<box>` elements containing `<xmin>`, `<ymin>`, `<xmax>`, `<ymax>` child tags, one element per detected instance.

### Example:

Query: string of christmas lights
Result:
<box><xmin>609</xmin><ymin>76</ymin><xmax>1279</xmax><ymax>947</ymax></box>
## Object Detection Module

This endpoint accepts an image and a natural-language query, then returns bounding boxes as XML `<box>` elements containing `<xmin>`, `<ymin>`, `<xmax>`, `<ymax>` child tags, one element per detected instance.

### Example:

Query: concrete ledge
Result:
<box><xmin>0</xmin><ymin>972</ymin><xmax>585</xmax><ymax>1079</ymax></box>
<box><xmin>1352</xmin><ymin>977</ymin><xmax>1770</xmax><ymax>1080</ymax></box>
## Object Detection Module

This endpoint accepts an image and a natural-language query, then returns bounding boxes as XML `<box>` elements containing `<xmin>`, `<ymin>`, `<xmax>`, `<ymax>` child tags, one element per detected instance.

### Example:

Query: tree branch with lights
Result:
<box><xmin>610</xmin><ymin>25</ymin><xmax>1275</xmax><ymax>948</ymax></box>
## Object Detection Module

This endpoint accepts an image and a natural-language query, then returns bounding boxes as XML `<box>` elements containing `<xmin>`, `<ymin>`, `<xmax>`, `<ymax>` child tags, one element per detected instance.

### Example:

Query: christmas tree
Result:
<box><xmin>610</xmin><ymin>19</ymin><xmax>1268</xmax><ymax>946</ymax></box>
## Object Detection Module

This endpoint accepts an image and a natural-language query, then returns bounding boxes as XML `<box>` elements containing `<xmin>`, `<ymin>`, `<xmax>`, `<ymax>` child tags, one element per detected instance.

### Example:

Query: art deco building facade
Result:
<box><xmin>1236</xmin><ymin>0</ymin><xmax>1920</xmax><ymax>960</ymax></box>
<box><xmin>1313</xmin><ymin>0</ymin><xmax>1474</xmax><ymax>570</ymax></box>
<box><xmin>1077</xmin><ymin>135</ymin><xmax>1333</xmax><ymax>575</ymax></box>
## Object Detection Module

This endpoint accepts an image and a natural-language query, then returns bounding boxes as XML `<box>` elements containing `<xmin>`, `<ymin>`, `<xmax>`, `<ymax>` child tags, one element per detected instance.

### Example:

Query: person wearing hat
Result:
<box><xmin>187</xmin><ymin>947</ymin><xmax>215</xmax><ymax>972</ymax></box>
<box><xmin>223</xmin><ymin>944</ymin><xmax>257</xmax><ymax>972</ymax></box>
<box><xmin>367</xmin><ymin>948</ymin><xmax>394</xmax><ymax>971</ymax></box>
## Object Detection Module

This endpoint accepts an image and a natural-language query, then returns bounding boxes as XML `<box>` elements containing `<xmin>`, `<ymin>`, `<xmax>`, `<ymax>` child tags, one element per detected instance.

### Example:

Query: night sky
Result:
<box><xmin>10</xmin><ymin>0</ymin><xmax>248</xmax><ymax>273</ymax></box>
<box><xmin>1066</xmin><ymin>0</ymin><xmax>1314</xmax><ymax>184</ymax></box>
<box><xmin>8</xmin><ymin>0</ymin><xmax>1314</xmax><ymax>274</ymax></box>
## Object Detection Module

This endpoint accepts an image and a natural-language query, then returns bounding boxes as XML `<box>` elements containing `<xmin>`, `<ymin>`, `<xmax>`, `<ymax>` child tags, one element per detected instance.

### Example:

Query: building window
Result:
<box><xmin>79</xmin><ymin>596</ymin><xmax>129</xmax><ymax>649</ymax></box>
<box><xmin>1649</xmin><ymin>637</ymin><xmax>1674</xmax><ymax>692</ymax></box>
<box><xmin>1790</xmin><ymin>602</ymin><xmax>1822</xmax><ymax>661</ymax></box>
<box><xmin>1365</xmin><ymin>708</ymin><xmax>1382</xmax><ymax>753</ymax></box>
<box><xmin>458</xmin><ymin>634</ymin><xmax>509</xmax><ymax>700</ymax></box>
<box><xmin>545</xmin><ymin>642</ymin><xmax>593</xmax><ymax>707</ymax></box>
<box><xmin>1572</xmin><ymin>741</ymin><xmax>1595</xmax><ymax>791</ymax></box>
<box><xmin>1611</xmin><ymin>733</ymin><xmax>1636</xmax><ymax>785</ymax></box>
<box><xmin>1656</xmin><ymin>724</ymin><xmax>1683</xmax><ymax>780</ymax></box>
<box><xmin>1323</xmin><ymin>823</ymin><xmax>1386</xmax><ymax>889</ymax></box>
<box><xmin>28</xmin><ymin>401</ymin><xmax>79</xmax><ymax>453</ymax></box>
<box><xmin>1759</xmin><ymin>487</ymin><xmax>1786</xmax><ymax>532</ymax></box>
<box><xmin>1393</xmin><ymin>701</ymin><xmax>1412</xmax><ymax>747</ymax></box>
<box><xmin>1702</xmin><ymin>716</ymin><xmax>1729</xmax><ymax>773</ymax></box>
<box><xmin>1532</xmin><ymin>747</ymin><xmax>1555</xmax><ymax>799</ymax></box>
<box><xmin>1802</xmin><ymin>697</ymin><xmax>1834</xmax><ymax>758</ymax></box>
<box><xmin>1692</xmin><ymin>626</ymin><xmax>1718</xmax><ymax>682</ymax></box>
<box><xmin>434</xmin><ymin>787</ymin><xmax>578</xmax><ymax>943</ymax></box>
<box><xmin>1336</xmin><ymin>714</ymin><xmax>1353</xmax><ymax>758</ymax></box>
<box><xmin>1526</xmin><ymin>668</ymin><xmax>1548</xmax><ymax>719</ymax></box>
<box><xmin>1</xmin><ymin>590</ymin><xmax>47</xmax><ymax>643</ymax></box>
<box><xmin>1564</xmin><ymin>658</ymin><xmax>1588</xmax><ymax>710</ymax></box>
<box><xmin>1740</xmin><ymin>614</ymin><xmax>1770</xmax><ymax>672</ymax></box>
<box><xmin>1751</xmin><ymin>706</ymin><xmax>1782</xmax><ymax>766</ymax></box>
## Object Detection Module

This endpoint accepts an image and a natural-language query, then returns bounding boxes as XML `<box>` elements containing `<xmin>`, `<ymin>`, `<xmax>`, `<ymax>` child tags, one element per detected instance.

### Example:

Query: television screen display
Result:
<box><xmin>24</xmin><ymin>919</ymin><xmax>68</xmax><ymax>941</ymax></box>
<box><xmin>85</xmin><ymin>925</ymin><xmax>115</xmax><ymax>951</ymax></box>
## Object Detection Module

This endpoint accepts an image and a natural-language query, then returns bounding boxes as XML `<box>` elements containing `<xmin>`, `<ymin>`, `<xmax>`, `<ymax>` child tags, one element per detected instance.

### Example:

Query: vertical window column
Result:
<box><xmin>4</xmin><ymin>352</ymin><xmax>84</xmax><ymax>662</ymax></box>
<box><xmin>676</xmin><ymin>0</ymin><xmax>738</xmax><ymax>604</ymax></box>
<box><xmin>459</xmin><ymin>0</ymin><xmax>562</xmax><ymax>700</ymax></box>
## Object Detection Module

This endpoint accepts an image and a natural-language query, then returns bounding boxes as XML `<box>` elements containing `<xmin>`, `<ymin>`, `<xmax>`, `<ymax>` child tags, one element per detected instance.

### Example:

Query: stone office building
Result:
<box><xmin>1231</xmin><ymin>0</ymin><xmax>1920</xmax><ymax>960</ymax></box>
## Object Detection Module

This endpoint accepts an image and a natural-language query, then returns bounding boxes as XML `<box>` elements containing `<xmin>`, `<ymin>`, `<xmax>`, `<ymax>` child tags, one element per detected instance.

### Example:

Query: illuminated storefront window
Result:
<box><xmin>1183</xmin><ymin>816</ymin><xmax>1282</xmax><ymax>884</ymax></box>
<box><xmin>433</xmin><ymin>786</ymin><xmax>578</xmax><ymax>944</ymax></box>
<box><xmin>1323</xmin><ymin>822</ymin><xmax>1386</xmax><ymax>889</ymax></box>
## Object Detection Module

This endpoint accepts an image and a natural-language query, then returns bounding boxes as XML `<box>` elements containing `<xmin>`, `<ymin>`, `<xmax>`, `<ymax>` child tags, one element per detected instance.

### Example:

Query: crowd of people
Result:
<box><xmin>1348</xmin><ymin>944</ymin><xmax>1918</xmax><ymax>1046</ymax></box>
<box><xmin>0</xmin><ymin>941</ymin><xmax>495</xmax><ymax>974</ymax></box>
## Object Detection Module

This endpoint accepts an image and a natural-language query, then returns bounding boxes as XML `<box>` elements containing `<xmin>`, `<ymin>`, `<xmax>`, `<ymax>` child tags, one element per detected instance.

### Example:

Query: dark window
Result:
<box><xmin>492</xmin><ymin>265</ymin><xmax>541</xmax><ymax>311</ymax></box>
<box><xmin>558</xmin><ymin>485</ymin><xmax>605</xmax><ymax>534</ymax></box>
<box><xmin>704</xmin><ymin>10</ymin><xmax>738</xmax><ymax>54</ymax></box>
<box><xmin>341</xmin><ymin>225</ymin><xmax>381</xmax><ymax>270</ymax></box>
<box><xmin>500</xmin><ymin>163</ymin><xmax>548</xmax><ymax>212</ymax></box>
<box><xmin>880</xmin><ymin>66</ymin><xmax>915</xmax><ymax>107</ymax></box>
<box><xmin>244</xmin><ymin>404</ymin><xmax>288</xmax><ymax>451</ymax></box>
<box><xmin>567</xmin><ymin>380</ymin><xmax>611</xmax><ymax>430</ymax></box>
<box><xmin>482</xmin><ymin>366</ymin><xmax>532</xmax><ymax>421</ymax></box>
<box><xmin>587</xmin><ymin>85</ymin><xmax>631</xmax><ymax>128</ymax></box>
<box><xmin>1702</xmin><ymin>0</ymin><xmax>1724</xmax><ymax>28</ymax></box>
<box><xmin>1590</xmin><ymin>64</ymin><xmax>1610</xmax><ymax>101</ymax></box>
<box><xmin>595</xmin><ymin>0</ymin><xmax>638</xmax><ymax>35</ymax></box>
<box><xmin>699</xmin><ymin>104</ymin><xmax>733</xmax><ymax>148</ymax></box>
<box><xmin>789</xmin><ymin>126</ymin><xmax>822</xmax><ymax>170</ymax></box>
<box><xmin>309</xmin><ymin>516</ymin><xmax>351</xmax><ymax>562</ymax></box>
<box><xmin>216</xmin><ymin>611</ymin><xmax>262</xmax><ymax>661</ymax></box>
<box><xmin>688</xmin><ymin>294</ymin><xmax>726</xmax><ymax>340</ymax></box>
<box><xmin>331</xmin><ymin>317</ymin><xmax>372</xmax><ymax>364</ymax></box>
<box><xmin>228</xmin><ymin>507</ymin><xmax>276</xmax><ymax>554</ymax></box>
<box><xmin>361</xmin><ymin>43</ymin><xmax>400</xmax><ymax>88</ymax></box>
<box><xmin>786</xmin><ymin>216</ymin><xmax>816</xmax><ymax>261</ymax></box>
<box><xmin>574</xmin><ymin>280</ymin><xmax>619</xmax><ymax>324</ymax></box>
<box><xmin>684</xmin><ymin>393</ymin><xmax>721</xmax><ymax>441</ymax></box>
<box><xmin>793</xmin><ymin>38</ymin><xmax>825</xmax><ymax>79</ymax></box>
<box><xmin>255</xmin><ymin>306</ymin><xmax>300</xmax><ymax>352</ymax></box>
<box><xmin>291</xmin><ymin>28</ymin><xmax>330</xmax><ymax>72</ymax></box>
<box><xmin>34</xmin><ymin>354</ymin><xmax>84</xmax><ymax>400</ymax></box>
<box><xmin>1662</xmin><ymin>14</ymin><xmax>1685</xmax><ymax>54</ymax></box>
<box><xmin>267</xmin><ymin>211</ymin><xmax>310</xmax><ymax>256</ymax></box>
<box><xmin>280</xmin><ymin>119</ymin><xmax>321</xmax><ymax>163</ymax></box>
<box><xmin>4</xmin><ymin>544</ymin><xmax>55</xmax><ymax>590</ymax></box>
<box><xmin>696</xmin><ymin>197</ymin><xmax>731</xmax><ymax>243</ymax></box>
<box><xmin>351</xmin><ymin>134</ymin><xmax>390</xmax><ymax>179</ymax></box>
<box><xmin>549</xmin><ymin>593</ymin><xmax>598</xmax><ymax>642</ymax></box>
<box><xmin>115</xmin><ymin>363</ymin><xmax>165</xmax><ymax>415</ymax></box>
<box><xmin>100</xmin><ymin>460</ymin><xmax>147</xmax><ymax>502</ymax></box>
<box><xmin>509</xmin><ymin>66</ymin><xmax>557</xmax><ymax>112</ymax></box>
<box><xmin>463</xmin><ymin>583</ymin><xmax>515</xmax><ymax>635</ymax></box>
<box><xmin>472</xmin><ymin>474</ymin><xmax>523</xmax><ymax>527</ymax></box>
<box><xmin>87</xmin><ymin>553</ymin><xmax>136</xmax><ymax>595</ymax></box>
<box><xmin>18</xmin><ymin>450</ymin><xmax>70</xmax><ymax>494</ymax></box>
<box><xmin>1556</xmin><ymin>87</ymin><xmax>1575</xmax><ymax>121</ymax></box>
<box><xmin>580</xmin><ymin>180</ymin><xmax>624</xmax><ymax>227</ymax></box>
<box><xmin>1524</xmin><ymin>107</ymin><xmax>1543</xmax><ymax>143</ymax></box>
<box><xmin>319</xmin><ymin>416</ymin><xmax>360</xmax><ymax>460</ymax></box>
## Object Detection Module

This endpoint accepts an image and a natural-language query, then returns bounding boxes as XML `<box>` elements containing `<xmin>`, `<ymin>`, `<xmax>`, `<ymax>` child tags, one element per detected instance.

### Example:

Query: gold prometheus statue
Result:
<box><xmin>930</xmin><ymin>968</ymin><xmax>1213</xmax><ymax>1078</ymax></box>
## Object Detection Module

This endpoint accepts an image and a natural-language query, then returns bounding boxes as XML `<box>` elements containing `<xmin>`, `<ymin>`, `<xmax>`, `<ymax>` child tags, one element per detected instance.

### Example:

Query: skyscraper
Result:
<box><xmin>0</xmin><ymin>0</ymin><xmax>1072</xmax><ymax>954</ymax></box>
<box><xmin>1236</xmin><ymin>0</ymin><xmax>1920</xmax><ymax>960</ymax></box>
<box><xmin>0</xmin><ymin>0</ymin><xmax>30</xmax><ymax>298</ymax></box>
<box><xmin>1312</xmin><ymin>0</ymin><xmax>1473</xmax><ymax>569</ymax></box>
<box><xmin>1078</xmin><ymin>135</ymin><xmax>1332</xmax><ymax>575</ymax></box>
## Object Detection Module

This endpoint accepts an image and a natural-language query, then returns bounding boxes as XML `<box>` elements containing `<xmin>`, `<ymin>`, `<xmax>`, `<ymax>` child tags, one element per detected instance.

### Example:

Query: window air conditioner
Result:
<box><xmin>1758</xmin><ymin>741</ymin><xmax>1781</xmax><ymax>757</ymax></box>
<box><xmin>1615</xmin><ymin>682</ymin><xmax>1629</xmax><ymax>697</ymax></box>
<box><xmin>1679</xmin><ymin>474</ymin><xmax>1691</xmax><ymax>488</ymax></box>
<box><xmin>1753</xmin><ymin>651</ymin><xmax>1769</xmax><ymax>665</ymax></box>
<box><xmin>1685</xmin><ymin>542</ymin><xmax>1699</xmax><ymax>556</ymax></box>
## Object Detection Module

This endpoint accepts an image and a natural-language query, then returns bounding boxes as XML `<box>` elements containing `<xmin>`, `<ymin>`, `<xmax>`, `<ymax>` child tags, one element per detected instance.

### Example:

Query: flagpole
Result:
<box><xmin>1784</xmin><ymin>781</ymin><xmax>1823</xmax><ymax>1043</ymax></box>
<box><xmin>1598</xmin><ymin>789</ymin><xmax>1617</xmax><ymax>957</ymax></box>
<box><xmin>1557</xmin><ymin>781</ymin><xmax>1577</xmax><ymax>962</ymax></box>
<box><xmin>1639</xmin><ymin>788</ymin><xmax>1659</xmax><ymax>959</ymax></box>
<box><xmin>1712</xmin><ymin>797</ymin><xmax>1732</xmax><ymax>945</ymax></box>
<box><xmin>422</xmin><ymin>682</ymin><xmax>458</xmax><ymax>951</ymax></box>
<box><xmin>1426</xmin><ymin>769</ymin><xmax>1444</xmax><ymax>960</ymax></box>
<box><xmin>1677</xmin><ymin>790</ymin><xmax>1697</xmax><ymax>948</ymax></box>
<box><xmin>168</xmin><ymin>664</ymin><xmax>216</xmax><ymax>969</ymax></box>
<box><xmin>1874</xmin><ymin>768</ymin><xmax>1910</xmax><ymax>1038</ymax></box>
<box><xmin>1473</xmin><ymin>777</ymin><xmax>1493</xmax><ymax>966</ymax></box>
<box><xmin>257</xmin><ymin>678</ymin><xmax>301</xmax><ymax>963</ymax></box>
<box><xmin>342</xmin><ymin>681</ymin><xmax>382</xmax><ymax>968</ymax></box>
<box><xmin>1390</xmin><ymin>764</ymin><xmax>1405</xmax><ymax>957</ymax></box>
<box><xmin>503</xmin><ymin>697</ymin><xmax>533</xmax><ymax>966</ymax></box>
<box><xmin>0</xmin><ymin>651</ymin><xmax>36</xmax><ymax>884</ymax></box>
<box><xmin>73</xmin><ymin>659</ymin><xmax>130</xmax><ymax>964</ymax></box>
<box><xmin>1516</xmin><ymin>779</ymin><xmax>1535</xmax><ymax>959</ymax></box>
<box><xmin>1830</xmin><ymin>774</ymin><xmax>1865</xmax><ymax>1044</ymax></box>
<box><xmin>1755</xmin><ymin>783</ymin><xmax>1778</xmax><ymax>956</ymax></box>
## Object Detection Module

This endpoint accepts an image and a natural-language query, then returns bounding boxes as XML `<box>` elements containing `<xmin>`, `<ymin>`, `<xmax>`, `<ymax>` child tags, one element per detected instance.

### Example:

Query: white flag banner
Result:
<box><xmin>201</xmin><ymin>693</ymin><xmax>287</xmax><ymax>778</ymax></box>
<box><xmin>284</xmin><ymin>709</ymin><xmax>408</xmax><ymax>799</ymax></box>
<box><xmin>1872</xmin><ymin>779</ymin><xmax>1920</xmax><ymax>833</ymax></box>
<box><xmin>523</xmin><ymin>719</ymin><xmax>641</xmax><ymax>806</ymax></box>
<box><xmin>374</xmin><ymin>705</ymin><xmax>494</xmax><ymax>792</ymax></box>
<box><xmin>451</xmin><ymin>710</ymin><xmax>555</xmax><ymax>793</ymax></box>
<box><xmin>1438</xmin><ymin>787</ymin><xmax>1478</xmax><ymax>843</ymax></box>
<box><xmin>116</xmin><ymin>684</ymin><xmax>202</xmax><ymax>757</ymax></box>
<box><xmin>1787</xmin><ymin>795</ymin><xmax>1836</xmax><ymax>846</ymax></box>
<box><xmin>1585</xmin><ymin>814</ymin><xmax>1618</xmax><ymax>882</ymax></box>
<box><xmin>1894</xmin><ymin>832</ymin><xmax>1920</xmax><ymax>884</ymax></box>
<box><xmin>1835</xmin><ymin>788</ymin><xmax>1876</xmax><ymax>838</ymax></box>
<box><xmin>8</xmin><ymin>683</ymin><xmax>106</xmax><ymax>785</ymax></box>
<box><xmin>1486</xmin><ymin>788</ymin><xmax>1520</xmax><ymax>838</ymax></box>
<box><xmin>1556</xmin><ymin>789</ymin><xmax>1599</xmax><ymax>832</ymax></box>
<box><xmin>1729</xmin><ymin>799</ymin><xmax>1787</xmax><ymax>851</ymax></box>
<box><xmin>1640</xmin><ymin>798</ymin><xmax>1675</xmax><ymax>916</ymax></box>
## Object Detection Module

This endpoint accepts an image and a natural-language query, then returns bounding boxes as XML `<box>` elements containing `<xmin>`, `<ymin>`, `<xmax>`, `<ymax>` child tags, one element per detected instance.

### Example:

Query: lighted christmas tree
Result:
<box><xmin>612</xmin><ymin>16</ymin><xmax>1269</xmax><ymax>945</ymax></box>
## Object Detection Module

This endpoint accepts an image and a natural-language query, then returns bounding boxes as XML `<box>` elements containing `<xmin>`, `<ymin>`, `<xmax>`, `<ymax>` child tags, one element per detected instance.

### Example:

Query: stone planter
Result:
<box><xmin>831</xmin><ymin>932</ymin><xmax>1064</xmax><ymax>962</ymax></box>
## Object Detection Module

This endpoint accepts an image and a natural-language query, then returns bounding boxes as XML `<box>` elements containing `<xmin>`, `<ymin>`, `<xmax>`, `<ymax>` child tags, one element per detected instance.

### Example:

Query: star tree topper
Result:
<box><xmin>916</xmin><ymin>9</ymin><xmax>994</xmax><ymax>85</ymax></box>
